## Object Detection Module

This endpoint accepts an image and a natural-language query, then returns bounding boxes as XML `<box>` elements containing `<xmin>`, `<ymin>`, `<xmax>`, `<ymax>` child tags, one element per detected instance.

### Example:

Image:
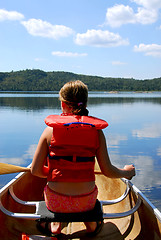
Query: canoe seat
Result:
<box><xmin>0</xmin><ymin>179</ymin><xmax>142</xmax><ymax>220</ymax></box>
<box><xmin>36</xmin><ymin>199</ymin><xmax>103</xmax><ymax>222</ymax></box>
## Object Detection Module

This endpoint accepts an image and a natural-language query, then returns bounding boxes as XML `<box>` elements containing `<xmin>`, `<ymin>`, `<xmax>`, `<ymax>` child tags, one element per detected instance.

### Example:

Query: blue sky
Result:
<box><xmin>0</xmin><ymin>0</ymin><xmax>161</xmax><ymax>79</ymax></box>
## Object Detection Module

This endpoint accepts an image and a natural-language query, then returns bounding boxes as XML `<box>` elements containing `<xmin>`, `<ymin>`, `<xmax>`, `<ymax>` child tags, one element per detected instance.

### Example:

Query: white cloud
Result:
<box><xmin>112</xmin><ymin>61</ymin><xmax>127</xmax><ymax>65</ymax></box>
<box><xmin>21</xmin><ymin>18</ymin><xmax>74</xmax><ymax>39</ymax></box>
<box><xmin>34</xmin><ymin>58</ymin><xmax>45</xmax><ymax>62</ymax></box>
<box><xmin>75</xmin><ymin>29</ymin><xmax>129</xmax><ymax>47</ymax></box>
<box><xmin>136</xmin><ymin>7</ymin><xmax>158</xmax><ymax>24</ymax></box>
<box><xmin>52</xmin><ymin>51</ymin><xmax>87</xmax><ymax>57</ymax></box>
<box><xmin>105</xmin><ymin>4</ymin><xmax>159</xmax><ymax>27</ymax></box>
<box><xmin>0</xmin><ymin>9</ymin><xmax>24</xmax><ymax>21</ymax></box>
<box><xmin>132</xmin><ymin>0</ymin><xmax>161</xmax><ymax>10</ymax></box>
<box><xmin>134</xmin><ymin>43</ymin><xmax>161</xmax><ymax>57</ymax></box>
<box><xmin>105</xmin><ymin>5</ymin><xmax>136</xmax><ymax>27</ymax></box>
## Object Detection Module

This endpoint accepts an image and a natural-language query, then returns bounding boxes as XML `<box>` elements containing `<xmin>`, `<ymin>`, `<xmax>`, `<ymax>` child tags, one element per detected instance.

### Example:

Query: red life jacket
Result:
<box><xmin>45</xmin><ymin>114</ymin><xmax>108</xmax><ymax>182</ymax></box>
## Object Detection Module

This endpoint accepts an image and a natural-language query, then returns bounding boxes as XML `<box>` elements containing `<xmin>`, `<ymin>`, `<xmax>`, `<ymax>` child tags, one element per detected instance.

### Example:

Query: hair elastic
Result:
<box><xmin>78</xmin><ymin>102</ymin><xmax>83</xmax><ymax>106</ymax></box>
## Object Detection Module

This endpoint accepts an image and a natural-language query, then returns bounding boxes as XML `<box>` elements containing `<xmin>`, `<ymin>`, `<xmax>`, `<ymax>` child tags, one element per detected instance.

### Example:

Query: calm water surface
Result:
<box><xmin>0</xmin><ymin>91</ymin><xmax>161</xmax><ymax>211</ymax></box>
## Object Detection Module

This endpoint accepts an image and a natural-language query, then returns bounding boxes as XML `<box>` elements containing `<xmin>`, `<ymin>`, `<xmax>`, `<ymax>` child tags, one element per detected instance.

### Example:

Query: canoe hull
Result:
<box><xmin>0</xmin><ymin>171</ymin><xmax>161</xmax><ymax>240</ymax></box>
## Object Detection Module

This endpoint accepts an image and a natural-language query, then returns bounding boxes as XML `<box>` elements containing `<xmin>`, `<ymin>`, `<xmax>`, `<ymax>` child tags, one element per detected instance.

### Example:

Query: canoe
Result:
<box><xmin>0</xmin><ymin>165</ymin><xmax>161</xmax><ymax>240</ymax></box>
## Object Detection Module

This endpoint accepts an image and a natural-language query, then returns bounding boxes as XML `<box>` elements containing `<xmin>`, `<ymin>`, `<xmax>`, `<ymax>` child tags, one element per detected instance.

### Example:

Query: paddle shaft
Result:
<box><xmin>0</xmin><ymin>163</ymin><xmax>30</xmax><ymax>175</ymax></box>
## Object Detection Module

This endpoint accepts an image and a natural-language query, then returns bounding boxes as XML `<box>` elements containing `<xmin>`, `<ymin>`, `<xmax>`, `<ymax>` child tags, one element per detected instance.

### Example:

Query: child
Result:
<box><xmin>31</xmin><ymin>80</ymin><xmax>135</xmax><ymax>237</ymax></box>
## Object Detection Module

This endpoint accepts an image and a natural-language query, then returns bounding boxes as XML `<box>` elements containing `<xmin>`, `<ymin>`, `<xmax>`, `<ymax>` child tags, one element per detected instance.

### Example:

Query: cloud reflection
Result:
<box><xmin>157</xmin><ymin>146</ymin><xmax>161</xmax><ymax>156</ymax></box>
<box><xmin>107</xmin><ymin>134</ymin><xmax>128</xmax><ymax>149</ymax></box>
<box><xmin>23</xmin><ymin>144</ymin><xmax>37</xmax><ymax>160</ymax></box>
<box><xmin>132</xmin><ymin>123</ymin><xmax>161</xmax><ymax>138</ymax></box>
<box><xmin>0</xmin><ymin>157</ymin><xmax>25</xmax><ymax>165</ymax></box>
<box><xmin>110</xmin><ymin>153</ymin><xmax>158</xmax><ymax>191</ymax></box>
<box><xmin>0</xmin><ymin>144</ymin><xmax>37</xmax><ymax>166</ymax></box>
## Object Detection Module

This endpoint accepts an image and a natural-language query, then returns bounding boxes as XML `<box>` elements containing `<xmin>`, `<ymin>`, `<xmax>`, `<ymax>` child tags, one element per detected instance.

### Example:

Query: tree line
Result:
<box><xmin>0</xmin><ymin>69</ymin><xmax>161</xmax><ymax>91</ymax></box>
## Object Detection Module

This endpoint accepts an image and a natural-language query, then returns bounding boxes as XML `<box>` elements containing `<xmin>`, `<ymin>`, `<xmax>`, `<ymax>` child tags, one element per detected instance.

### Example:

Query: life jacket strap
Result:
<box><xmin>64</xmin><ymin>122</ymin><xmax>95</xmax><ymax>127</ymax></box>
<box><xmin>48</xmin><ymin>155</ymin><xmax>95</xmax><ymax>162</ymax></box>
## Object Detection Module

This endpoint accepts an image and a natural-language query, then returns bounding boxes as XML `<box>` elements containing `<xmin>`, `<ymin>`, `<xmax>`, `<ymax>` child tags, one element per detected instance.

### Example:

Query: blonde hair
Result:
<box><xmin>59</xmin><ymin>80</ymin><xmax>89</xmax><ymax>116</ymax></box>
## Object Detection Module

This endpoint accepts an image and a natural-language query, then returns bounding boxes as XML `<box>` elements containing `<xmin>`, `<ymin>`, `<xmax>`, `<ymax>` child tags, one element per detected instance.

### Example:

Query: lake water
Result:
<box><xmin>0</xmin><ymin>91</ymin><xmax>161</xmax><ymax>211</ymax></box>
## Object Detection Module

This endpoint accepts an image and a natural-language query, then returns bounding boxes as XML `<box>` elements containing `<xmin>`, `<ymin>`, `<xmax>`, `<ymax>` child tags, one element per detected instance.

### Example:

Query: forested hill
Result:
<box><xmin>0</xmin><ymin>69</ymin><xmax>161</xmax><ymax>91</ymax></box>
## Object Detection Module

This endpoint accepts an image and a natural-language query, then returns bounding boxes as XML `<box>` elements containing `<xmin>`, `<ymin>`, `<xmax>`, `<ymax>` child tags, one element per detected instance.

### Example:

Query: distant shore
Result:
<box><xmin>0</xmin><ymin>69</ymin><xmax>161</xmax><ymax>91</ymax></box>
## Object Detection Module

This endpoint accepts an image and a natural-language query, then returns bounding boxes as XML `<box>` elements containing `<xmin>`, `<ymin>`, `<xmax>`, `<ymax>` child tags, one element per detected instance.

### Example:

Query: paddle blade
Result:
<box><xmin>0</xmin><ymin>163</ymin><xmax>30</xmax><ymax>175</ymax></box>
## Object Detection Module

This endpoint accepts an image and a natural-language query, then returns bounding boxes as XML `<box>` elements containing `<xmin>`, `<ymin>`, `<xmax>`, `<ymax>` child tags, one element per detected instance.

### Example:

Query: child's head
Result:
<box><xmin>59</xmin><ymin>80</ymin><xmax>89</xmax><ymax>116</ymax></box>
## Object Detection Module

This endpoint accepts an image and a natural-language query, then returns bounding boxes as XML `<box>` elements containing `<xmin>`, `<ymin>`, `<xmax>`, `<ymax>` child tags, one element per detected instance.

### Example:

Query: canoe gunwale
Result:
<box><xmin>9</xmin><ymin>179</ymin><xmax>130</xmax><ymax>207</ymax></box>
<box><xmin>0</xmin><ymin>201</ymin><xmax>40</xmax><ymax>220</ymax></box>
<box><xmin>102</xmin><ymin>196</ymin><xmax>142</xmax><ymax>219</ymax></box>
<box><xmin>0</xmin><ymin>171</ymin><xmax>161</xmax><ymax>223</ymax></box>
<box><xmin>0</xmin><ymin>171</ymin><xmax>25</xmax><ymax>196</ymax></box>
<box><xmin>9</xmin><ymin>185</ymin><xmax>39</xmax><ymax>206</ymax></box>
<box><xmin>100</xmin><ymin>179</ymin><xmax>130</xmax><ymax>205</ymax></box>
<box><xmin>121</xmin><ymin>178</ymin><xmax>161</xmax><ymax>223</ymax></box>
<box><xmin>0</xmin><ymin>176</ymin><xmax>141</xmax><ymax>220</ymax></box>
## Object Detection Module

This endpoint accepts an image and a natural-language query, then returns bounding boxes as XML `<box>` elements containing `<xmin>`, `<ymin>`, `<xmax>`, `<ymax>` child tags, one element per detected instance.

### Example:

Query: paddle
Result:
<box><xmin>0</xmin><ymin>163</ymin><xmax>30</xmax><ymax>175</ymax></box>
<box><xmin>0</xmin><ymin>163</ymin><xmax>102</xmax><ymax>175</ymax></box>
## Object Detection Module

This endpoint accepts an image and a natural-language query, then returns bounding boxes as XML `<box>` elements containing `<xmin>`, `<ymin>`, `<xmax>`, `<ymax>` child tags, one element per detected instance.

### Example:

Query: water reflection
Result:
<box><xmin>0</xmin><ymin>144</ymin><xmax>37</xmax><ymax>166</ymax></box>
<box><xmin>0</xmin><ymin>92</ymin><xmax>161</xmax><ymax>111</ymax></box>
<box><xmin>132</xmin><ymin>123</ymin><xmax>161</xmax><ymax>138</ymax></box>
<box><xmin>157</xmin><ymin>147</ymin><xmax>161</xmax><ymax>156</ymax></box>
<box><xmin>0</xmin><ymin>97</ymin><xmax>60</xmax><ymax>111</ymax></box>
<box><xmin>0</xmin><ymin>92</ymin><xmax>161</xmax><ymax>211</ymax></box>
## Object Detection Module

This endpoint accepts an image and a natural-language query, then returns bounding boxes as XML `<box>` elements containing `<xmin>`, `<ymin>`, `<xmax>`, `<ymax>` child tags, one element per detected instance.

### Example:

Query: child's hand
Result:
<box><xmin>124</xmin><ymin>164</ymin><xmax>136</xmax><ymax>180</ymax></box>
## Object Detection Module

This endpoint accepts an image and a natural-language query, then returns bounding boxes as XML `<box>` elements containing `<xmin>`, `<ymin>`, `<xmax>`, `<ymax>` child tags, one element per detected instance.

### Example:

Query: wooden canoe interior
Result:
<box><xmin>0</xmin><ymin>171</ymin><xmax>161</xmax><ymax>240</ymax></box>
